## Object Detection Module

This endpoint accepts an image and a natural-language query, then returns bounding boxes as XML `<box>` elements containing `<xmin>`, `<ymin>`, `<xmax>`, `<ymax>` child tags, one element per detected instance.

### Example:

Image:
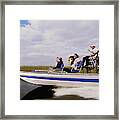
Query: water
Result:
<box><xmin>20</xmin><ymin>79</ymin><xmax>99</xmax><ymax>100</ymax></box>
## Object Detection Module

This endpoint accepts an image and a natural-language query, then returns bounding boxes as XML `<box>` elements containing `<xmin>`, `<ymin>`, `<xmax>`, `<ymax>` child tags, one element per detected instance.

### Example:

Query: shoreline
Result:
<box><xmin>20</xmin><ymin>65</ymin><xmax>99</xmax><ymax>74</ymax></box>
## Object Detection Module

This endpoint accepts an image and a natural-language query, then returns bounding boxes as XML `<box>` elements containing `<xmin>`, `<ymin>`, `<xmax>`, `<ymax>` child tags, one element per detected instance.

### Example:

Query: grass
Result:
<box><xmin>20</xmin><ymin>66</ymin><xmax>50</xmax><ymax>72</ymax></box>
<box><xmin>20</xmin><ymin>66</ymin><xmax>99</xmax><ymax>73</ymax></box>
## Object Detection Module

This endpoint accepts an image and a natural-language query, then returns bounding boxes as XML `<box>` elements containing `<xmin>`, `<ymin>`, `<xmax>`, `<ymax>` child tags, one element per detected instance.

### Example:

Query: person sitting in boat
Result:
<box><xmin>81</xmin><ymin>44</ymin><xmax>99</xmax><ymax>68</ymax></box>
<box><xmin>68</xmin><ymin>53</ymin><xmax>79</xmax><ymax>66</ymax></box>
<box><xmin>48</xmin><ymin>57</ymin><xmax>64</xmax><ymax>73</ymax></box>
<box><xmin>64</xmin><ymin>53</ymin><xmax>81</xmax><ymax>73</ymax></box>
<box><xmin>71</xmin><ymin>53</ymin><xmax>82</xmax><ymax>72</ymax></box>
<box><xmin>68</xmin><ymin>55</ymin><xmax>75</xmax><ymax>66</ymax></box>
<box><xmin>54</xmin><ymin>57</ymin><xmax>64</xmax><ymax>70</ymax></box>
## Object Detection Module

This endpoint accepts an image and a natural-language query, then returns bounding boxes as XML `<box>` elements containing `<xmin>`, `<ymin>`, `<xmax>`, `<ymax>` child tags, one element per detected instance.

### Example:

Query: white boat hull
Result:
<box><xmin>20</xmin><ymin>71</ymin><xmax>99</xmax><ymax>87</ymax></box>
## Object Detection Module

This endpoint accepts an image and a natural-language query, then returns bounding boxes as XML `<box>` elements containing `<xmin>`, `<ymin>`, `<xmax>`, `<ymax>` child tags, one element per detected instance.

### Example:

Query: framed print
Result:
<box><xmin>0</xmin><ymin>0</ymin><xmax>118</xmax><ymax>119</ymax></box>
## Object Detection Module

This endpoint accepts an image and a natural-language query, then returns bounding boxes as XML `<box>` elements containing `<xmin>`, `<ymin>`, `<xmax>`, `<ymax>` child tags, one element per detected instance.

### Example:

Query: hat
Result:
<box><xmin>90</xmin><ymin>44</ymin><xmax>96</xmax><ymax>47</ymax></box>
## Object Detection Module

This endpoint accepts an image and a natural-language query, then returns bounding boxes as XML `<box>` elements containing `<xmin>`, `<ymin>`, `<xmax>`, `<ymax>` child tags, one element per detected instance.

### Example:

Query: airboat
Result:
<box><xmin>20</xmin><ymin>70</ymin><xmax>99</xmax><ymax>87</ymax></box>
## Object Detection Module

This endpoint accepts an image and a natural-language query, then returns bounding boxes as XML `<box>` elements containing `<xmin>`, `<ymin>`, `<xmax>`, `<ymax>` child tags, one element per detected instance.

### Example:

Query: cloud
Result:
<box><xmin>20</xmin><ymin>20</ymin><xmax>99</xmax><ymax>66</ymax></box>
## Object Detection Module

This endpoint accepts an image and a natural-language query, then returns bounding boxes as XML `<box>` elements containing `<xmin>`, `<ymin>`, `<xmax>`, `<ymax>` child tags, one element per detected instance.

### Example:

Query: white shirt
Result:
<box><xmin>71</xmin><ymin>57</ymin><xmax>80</xmax><ymax>69</ymax></box>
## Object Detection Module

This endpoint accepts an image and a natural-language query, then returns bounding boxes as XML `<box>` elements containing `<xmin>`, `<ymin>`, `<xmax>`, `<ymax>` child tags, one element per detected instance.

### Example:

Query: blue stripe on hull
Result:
<box><xmin>20</xmin><ymin>75</ymin><xmax>99</xmax><ymax>83</ymax></box>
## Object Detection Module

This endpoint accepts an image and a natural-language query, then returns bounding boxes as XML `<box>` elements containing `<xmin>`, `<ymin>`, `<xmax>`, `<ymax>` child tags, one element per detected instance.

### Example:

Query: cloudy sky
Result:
<box><xmin>20</xmin><ymin>20</ymin><xmax>99</xmax><ymax>66</ymax></box>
